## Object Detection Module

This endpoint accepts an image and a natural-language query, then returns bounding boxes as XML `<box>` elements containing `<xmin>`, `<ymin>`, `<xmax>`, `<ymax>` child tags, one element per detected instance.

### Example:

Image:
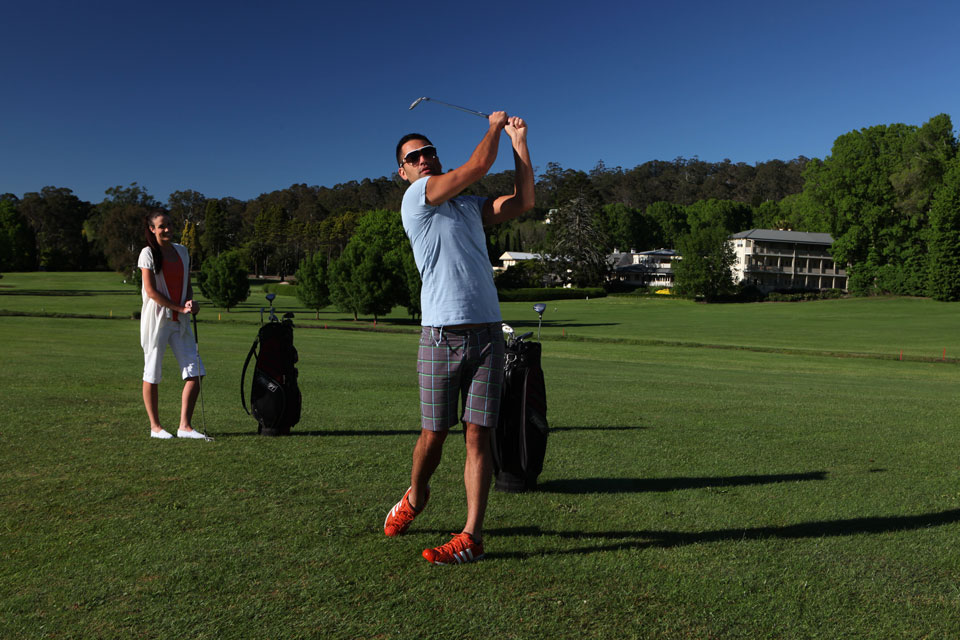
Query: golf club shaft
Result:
<box><xmin>192</xmin><ymin>312</ymin><xmax>208</xmax><ymax>437</ymax></box>
<box><xmin>430</xmin><ymin>98</ymin><xmax>488</xmax><ymax>118</ymax></box>
<box><xmin>411</xmin><ymin>97</ymin><xmax>488</xmax><ymax>118</ymax></box>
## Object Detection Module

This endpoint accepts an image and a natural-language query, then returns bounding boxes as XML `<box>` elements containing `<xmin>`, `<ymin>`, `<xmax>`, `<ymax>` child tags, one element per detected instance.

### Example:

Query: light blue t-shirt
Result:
<box><xmin>401</xmin><ymin>176</ymin><xmax>501</xmax><ymax>327</ymax></box>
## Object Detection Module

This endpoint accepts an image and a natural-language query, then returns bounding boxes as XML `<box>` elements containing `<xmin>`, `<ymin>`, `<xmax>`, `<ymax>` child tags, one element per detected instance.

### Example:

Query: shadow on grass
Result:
<box><xmin>499</xmin><ymin>320</ymin><xmax>618</xmax><ymax>329</ymax></box>
<box><xmin>213</xmin><ymin>424</ymin><xmax>649</xmax><ymax>438</ymax></box>
<box><xmin>537</xmin><ymin>471</ymin><xmax>826</xmax><ymax>494</ymax></box>
<box><xmin>0</xmin><ymin>289</ymin><xmax>135</xmax><ymax>296</ymax></box>
<box><xmin>550</xmin><ymin>425</ymin><xmax>648</xmax><ymax>432</ymax></box>
<box><xmin>212</xmin><ymin>427</ymin><xmax>414</xmax><ymax>437</ymax></box>
<box><xmin>483</xmin><ymin>508</ymin><xmax>960</xmax><ymax>558</ymax></box>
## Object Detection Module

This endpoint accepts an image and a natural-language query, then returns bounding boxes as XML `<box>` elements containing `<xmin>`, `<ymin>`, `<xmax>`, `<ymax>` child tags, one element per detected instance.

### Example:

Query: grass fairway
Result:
<box><xmin>3</xmin><ymin>274</ymin><xmax>960</xmax><ymax>638</ymax></box>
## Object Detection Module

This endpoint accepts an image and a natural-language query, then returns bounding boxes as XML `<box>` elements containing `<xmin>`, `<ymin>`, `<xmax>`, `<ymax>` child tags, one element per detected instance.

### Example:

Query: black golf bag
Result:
<box><xmin>491</xmin><ymin>333</ymin><xmax>548</xmax><ymax>492</ymax></box>
<box><xmin>241</xmin><ymin>317</ymin><xmax>301</xmax><ymax>436</ymax></box>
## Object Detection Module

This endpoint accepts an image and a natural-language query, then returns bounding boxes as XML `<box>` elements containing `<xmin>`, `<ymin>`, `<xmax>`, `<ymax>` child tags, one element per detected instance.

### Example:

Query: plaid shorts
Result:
<box><xmin>417</xmin><ymin>324</ymin><xmax>505</xmax><ymax>431</ymax></box>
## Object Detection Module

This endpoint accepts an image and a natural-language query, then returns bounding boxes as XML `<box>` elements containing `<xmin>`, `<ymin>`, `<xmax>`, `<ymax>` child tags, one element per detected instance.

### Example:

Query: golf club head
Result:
<box><xmin>533</xmin><ymin>303</ymin><xmax>546</xmax><ymax>317</ymax></box>
<box><xmin>266</xmin><ymin>293</ymin><xmax>276</xmax><ymax>303</ymax></box>
<box><xmin>502</xmin><ymin>322</ymin><xmax>514</xmax><ymax>337</ymax></box>
<box><xmin>409</xmin><ymin>97</ymin><xmax>427</xmax><ymax>110</ymax></box>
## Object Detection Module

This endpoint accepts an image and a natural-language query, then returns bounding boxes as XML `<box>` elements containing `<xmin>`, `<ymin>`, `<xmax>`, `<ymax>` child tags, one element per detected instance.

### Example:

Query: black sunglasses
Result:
<box><xmin>401</xmin><ymin>145</ymin><xmax>437</xmax><ymax>166</ymax></box>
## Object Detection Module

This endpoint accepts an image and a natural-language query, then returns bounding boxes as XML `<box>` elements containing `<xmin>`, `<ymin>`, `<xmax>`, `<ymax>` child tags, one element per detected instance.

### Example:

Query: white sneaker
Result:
<box><xmin>177</xmin><ymin>428</ymin><xmax>207</xmax><ymax>439</ymax></box>
<box><xmin>151</xmin><ymin>429</ymin><xmax>174</xmax><ymax>439</ymax></box>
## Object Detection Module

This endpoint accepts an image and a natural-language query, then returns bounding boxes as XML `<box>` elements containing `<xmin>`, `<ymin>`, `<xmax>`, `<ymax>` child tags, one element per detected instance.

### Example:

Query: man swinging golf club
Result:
<box><xmin>384</xmin><ymin>110</ymin><xmax>534</xmax><ymax>564</ymax></box>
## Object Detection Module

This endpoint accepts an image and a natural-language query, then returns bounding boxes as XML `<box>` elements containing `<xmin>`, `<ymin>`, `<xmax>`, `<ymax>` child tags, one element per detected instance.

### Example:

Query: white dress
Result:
<box><xmin>138</xmin><ymin>244</ymin><xmax>192</xmax><ymax>353</ymax></box>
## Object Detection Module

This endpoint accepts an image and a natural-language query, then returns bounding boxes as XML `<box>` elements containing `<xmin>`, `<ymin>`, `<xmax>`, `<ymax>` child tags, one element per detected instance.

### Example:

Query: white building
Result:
<box><xmin>729</xmin><ymin>229</ymin><xmax>847</xmax><ymax>292</ymax></box>
<box><xmin>609</xmin><ymin>249</ymin><xmax>680</xmax><ymax>289</ymax></box>
<box><xmin>498</xmin><ymin>251</ymin><xmax>541</xmax><ymax>269</ymax></box>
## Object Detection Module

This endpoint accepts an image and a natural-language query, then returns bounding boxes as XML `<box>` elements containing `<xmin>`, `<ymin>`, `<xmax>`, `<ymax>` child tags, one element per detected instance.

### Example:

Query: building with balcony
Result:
<box><xmin>729</xmin><ymin>229</ymin><xmax>847</xmax><ymax>292</ymax></box>
<box><xmin>609</xmin><ymin>248</ymin><xmax>680</xmax><ymax>289</ymax></box>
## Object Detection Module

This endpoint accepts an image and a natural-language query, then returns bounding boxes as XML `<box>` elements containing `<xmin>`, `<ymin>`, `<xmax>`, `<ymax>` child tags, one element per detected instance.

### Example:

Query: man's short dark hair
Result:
<box><xmin>396</xmin><ymin>133</ymin><xmax>433</xmax><ymax>167</ymax></box>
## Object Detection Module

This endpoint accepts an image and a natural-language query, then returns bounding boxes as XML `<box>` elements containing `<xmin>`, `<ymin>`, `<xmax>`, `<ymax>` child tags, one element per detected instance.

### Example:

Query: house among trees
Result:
<box><xmin>497</xmin><ymin>251</ymin><xmax>541</xmax><ymax>271</ymax></box>
<box><xmin>728</xmin><ymin>229</ymin><xmax>848</xmax><ymax>293</ymax></box>
<box><xmin>609</xmin><ymin>249</ymin><xmax>680</xmax><ymax>289</ymax></box>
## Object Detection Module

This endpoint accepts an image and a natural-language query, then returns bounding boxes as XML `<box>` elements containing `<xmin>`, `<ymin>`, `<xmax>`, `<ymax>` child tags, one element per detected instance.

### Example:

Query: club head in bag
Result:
<box><xmin>266</xmin><ymin>293</ymin><xmax>277</xmax><ymax>322</ymax></box>
<box><xmin>502</xmin><ymin>322</ymin><xmax>515</xmax><ymax>346</ymax></box>
<box><xmin>533</xmin><ymin>303</ymin><xmax>546</xmax><ymax>340</ymax></box>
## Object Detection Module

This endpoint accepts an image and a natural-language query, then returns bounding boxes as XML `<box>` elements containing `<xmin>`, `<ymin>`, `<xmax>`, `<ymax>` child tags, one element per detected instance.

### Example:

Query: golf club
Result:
<box><xmin>502</xmin><ymin>322</ymin><xmax>515</xmax><ymax>346</ymax></box>
<box><xmin>409</xmin><ymin>96</ymin><xmax>489</xmax><ymax>119</ymax></box>
<box><xmin>533</xmin><ymin>303</ymin><xmax>546</xmax><ymax>341</ymax></box>
<box><xmin>191</xmin><ymin>311</ymin><xmax>211</xmax><ymax>440</ymax></box>
<box><xmin>266</xmin><ymin>293</ymin><xmax>277</xmax><ymax>322</ymax></box>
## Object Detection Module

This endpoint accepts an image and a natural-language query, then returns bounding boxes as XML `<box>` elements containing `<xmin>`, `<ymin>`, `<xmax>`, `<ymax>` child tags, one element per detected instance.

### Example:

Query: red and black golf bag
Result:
<box><xmin>491</xmin><ymin>333</ymin><xmax>548</xmax><ymax>492</ymax></box>
<box><xmin>241</xmin><ymin>316</ymin><xmax>301</xmax><ymax>436</ymax></box>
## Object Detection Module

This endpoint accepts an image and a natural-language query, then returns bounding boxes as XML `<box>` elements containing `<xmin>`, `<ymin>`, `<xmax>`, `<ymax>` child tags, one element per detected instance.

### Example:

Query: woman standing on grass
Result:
<box><xmin>139</xmin><ymin>210</ymin><xmax>206</xmax><ymax>439</ymax></box>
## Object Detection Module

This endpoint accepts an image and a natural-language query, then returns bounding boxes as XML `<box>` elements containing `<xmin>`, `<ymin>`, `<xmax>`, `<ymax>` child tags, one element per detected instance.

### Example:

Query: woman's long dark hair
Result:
<box><xmin>144</xmin><ymin>211</ymin><xmax>168</xmax><ymax>274</ymax></box>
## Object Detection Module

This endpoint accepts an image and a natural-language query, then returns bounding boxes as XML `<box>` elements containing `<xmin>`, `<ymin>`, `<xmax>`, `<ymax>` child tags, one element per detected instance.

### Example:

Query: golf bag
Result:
<box><xmin>491</xmin><ymin>334</ymin><xmax>549</xmax><ymax>492</ymax></box>
<box><xmin>241</xmin><ymin>317</ymin><xmax>301</xmax><ymax>436</ymax></box>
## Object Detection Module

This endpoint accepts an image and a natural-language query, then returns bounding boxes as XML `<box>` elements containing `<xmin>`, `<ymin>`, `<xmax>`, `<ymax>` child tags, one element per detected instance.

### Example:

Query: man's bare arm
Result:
<box><xmin>483</xmin><ymin>117</ymin><xmax>534</xmax><ymax>225</ymax></box>
<box><xmin>425</xmin><ymin>111</ymin><xmax>509</xmax><ymax>206</ymax></box>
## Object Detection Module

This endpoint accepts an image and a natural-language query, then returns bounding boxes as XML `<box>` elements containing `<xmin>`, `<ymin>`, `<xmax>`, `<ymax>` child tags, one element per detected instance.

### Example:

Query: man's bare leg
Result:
<box><xmin>410</xmin><ymin>428</ymin><xmax>447</xmax><ymax>510</ymax></box>
<box><xmin>462</xmin><ymin>422</ymin><xmax>493</xmax><ymax>543</ymax></box>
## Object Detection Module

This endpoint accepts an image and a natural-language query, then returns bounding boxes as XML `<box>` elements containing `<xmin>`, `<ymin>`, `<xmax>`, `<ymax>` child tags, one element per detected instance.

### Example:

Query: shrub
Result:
<box><xmin>498</xmin><ymin>287</ymin><xmax>606</xmax><ymax>302</ymax></box>
<box><xmin>262</xmin><ymin>283</ymin><xmax>299</xmax><ymax>296</ymax></box>
<box><xmin>198</xmin><ymin>250</ymin><xmax>250</xmax><ymax>311</ymax></box>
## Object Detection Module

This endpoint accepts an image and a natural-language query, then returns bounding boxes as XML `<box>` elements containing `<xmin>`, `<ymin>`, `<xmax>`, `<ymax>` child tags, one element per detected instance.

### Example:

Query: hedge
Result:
<box><xmin>262</xmin><ymin>283</ymin><xmax>608</xmax><ymax>303</ymax></box>
<box><xmin>497</xmin><ymin>287</ymin><xmax>606</xmax><ymax>302</ymax></box>
<box><xmin>262</xmin><ymin>283</ymin><xmax>300</xmax><ymax>297</ymax></box>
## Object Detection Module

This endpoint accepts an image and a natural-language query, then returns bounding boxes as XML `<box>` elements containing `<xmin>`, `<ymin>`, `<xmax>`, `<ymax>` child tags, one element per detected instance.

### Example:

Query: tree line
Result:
<box><xmin>0</xmin><ymin>154</ymin><xmax>806</xmax><ymax>279</ymax></box>
<box><xmin>3</xmin><ymin>112</ymin><xmax>960</xmax><ymax>303</ymax></box>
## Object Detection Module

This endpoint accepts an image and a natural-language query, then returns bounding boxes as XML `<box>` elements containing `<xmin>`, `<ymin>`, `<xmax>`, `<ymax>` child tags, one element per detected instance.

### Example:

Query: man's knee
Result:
<box><xmin>464</xmin><ymin>423</ymin><xmax>492</xmax><ymax>452</ymax></box>
<box><xmin>418</xmin><ymin>428</ymin><xmax>448</xmax><ymax>450</ymax></box>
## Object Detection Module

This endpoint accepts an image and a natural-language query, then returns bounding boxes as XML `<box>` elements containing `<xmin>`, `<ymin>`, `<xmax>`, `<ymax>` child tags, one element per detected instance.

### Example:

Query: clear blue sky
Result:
<box><xmin>3</xmin><ymin>0</ymin><xmax>958</xmax><ymax>205</ymax></box>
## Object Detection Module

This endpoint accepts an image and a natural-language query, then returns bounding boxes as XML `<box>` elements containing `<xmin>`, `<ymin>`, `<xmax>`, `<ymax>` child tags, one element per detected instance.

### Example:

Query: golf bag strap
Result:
<box><xmin>240</xmin><ymin>336</ymin><xmax>260</xmax><ymax>415</ymax></box>
<box><xmin>519</xmin><ymin>368</ymin><xmax>530</xmax><ymax>473</ymax></box>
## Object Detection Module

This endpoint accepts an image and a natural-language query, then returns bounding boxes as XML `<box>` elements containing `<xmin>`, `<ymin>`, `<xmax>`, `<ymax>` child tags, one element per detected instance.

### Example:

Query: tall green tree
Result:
<box><xmin>19</xmin><ymin>187</ymin><xmax>94</xmax><ymax>269</ymax></box>
<box><xmin>646</xmin><ymin>201</ymin><xmax>688</xmax><ymax>248</ymax></box>
<box><xmin>0</xmin><ymin>197</ymin><xmax>37</xmax><ymax>271</ymax></box>
<box><xmin>804</xmin><ymin>115</ymin><xmax>957</xmax><ymax>294</ymax></box>
<box><xmin>685</xmin><ymin>199</ymin><xmax>754</xmax><ymax>235</ymax></box>
<box><xmin>295</xmin><ymin>251</ymin><xmax>330</xmax><ymax>319</ymax></box>
<box><xmin>317</xmin><ymin>211</ymin><xmax>362</xmax><ymax>260</ymax></box>
<box><xmin>328</xmin><ymin>210</ymin><xmax>413</xmax><ymax>321</ymax></box>
<box><xmin>768</xmin><ymin>191</ymin><xmax>829</xmax><ymax>232</ymax></box>
<box><xmin>673</xmin><ymin>225</ymin><xmax>736</xmax><ymax>301</ymax></box>
<box><xmin>167</xmin><ymin>190</ymin><xmax>206</xmax><ymax>234</ymax></box>
<box><xmin>247</xmin><ymin>205</ymin><xmax>283</xmax><ymax>277</ymax></box>
<box><xmin>598</xmin><ymin>203</ymin><xmax>665</xmax><ymax>252</ymax></box>
<box><xmin>548</xmin><ymin>195</ymin><xmax>609</xmax><ymax>287</ymax></box>
<box><xmin>926</xmin><ymin>158</ymin><xmax>960</xmax><ymax>301</ymax></box>
<box><xmin>200</xmin><ymin>199</ymin><xmax>230</xmax><ymax>259</ymax></box>
<box><xmin>89</xmin><ymin>183</ymin><xmax>160</xmax><ymax>273</ymax></box>
<box><xmin>180</xmin><ymin>222</ymin><xmax>200</xmax><ymax>269</ymax></box>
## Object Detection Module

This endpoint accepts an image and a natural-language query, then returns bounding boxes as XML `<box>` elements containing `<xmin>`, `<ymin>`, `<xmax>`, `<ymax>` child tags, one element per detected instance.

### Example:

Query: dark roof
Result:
<box><xmin>729</xmin><ymin>229</ymin><xmax>834</xmax><ymax>245</ymax></box>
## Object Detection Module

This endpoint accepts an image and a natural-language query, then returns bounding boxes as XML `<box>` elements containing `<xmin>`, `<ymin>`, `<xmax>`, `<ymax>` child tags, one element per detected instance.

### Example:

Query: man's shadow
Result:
<box><xmin>537</xmin><ymin>471</ymin><xmax>826</xmax><ymax>494</ymax></box>
<box><xmin>483</xmin><ymin>508</ymin><xmax>960</xmax><ymax>559</ymax></box>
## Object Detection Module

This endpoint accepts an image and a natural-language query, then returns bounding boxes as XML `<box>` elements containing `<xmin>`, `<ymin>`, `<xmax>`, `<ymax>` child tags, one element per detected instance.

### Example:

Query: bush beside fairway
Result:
<box><xmin>2</xmin><ymin>275</ymin><xmax>960</xmax><ymax>637</ymax></box>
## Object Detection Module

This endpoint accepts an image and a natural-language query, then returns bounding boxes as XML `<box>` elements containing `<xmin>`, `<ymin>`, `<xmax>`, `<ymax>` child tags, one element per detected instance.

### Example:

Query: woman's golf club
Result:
<box><xmin>409</xmin><ymin>97</ymin><xmax>489</xmax><ymax>118</ymax></box>
<box><xmin>192</xmin><ymin>311</ymin><xmax>211</xmax><ymax>440</ymax></box>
